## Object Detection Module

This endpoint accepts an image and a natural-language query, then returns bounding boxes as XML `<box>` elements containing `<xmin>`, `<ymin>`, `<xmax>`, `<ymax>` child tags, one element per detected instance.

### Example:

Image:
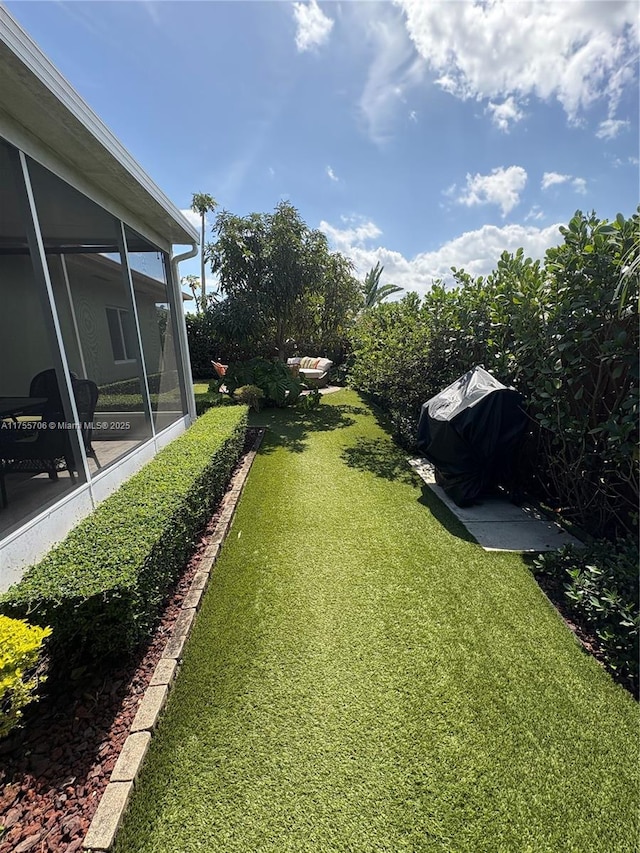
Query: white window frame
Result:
<box><xmin>106</xmin><ymin>305</ymin><xmax>136</xmax><ymax>363</ymax></box>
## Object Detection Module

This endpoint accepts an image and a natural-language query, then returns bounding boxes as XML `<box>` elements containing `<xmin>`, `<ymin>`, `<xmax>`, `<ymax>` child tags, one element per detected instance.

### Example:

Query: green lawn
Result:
<box><xmin>115</xmin><ymin>390</ymin><xmax>638</xmax><ymax>853</ymax></box>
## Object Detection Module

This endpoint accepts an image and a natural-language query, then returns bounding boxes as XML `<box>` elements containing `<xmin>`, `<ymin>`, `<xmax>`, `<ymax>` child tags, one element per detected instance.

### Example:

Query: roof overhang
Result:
<box><xmin>0</xmin><ymin>7</ymin><xmax>199</xmax><ymax>250</ymax></box>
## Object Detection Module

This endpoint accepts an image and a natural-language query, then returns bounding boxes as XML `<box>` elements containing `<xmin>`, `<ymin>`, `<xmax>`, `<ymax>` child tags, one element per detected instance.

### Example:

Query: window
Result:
<box><xmin>106</xmin><ymin>306</ymin><xmax>136</xmax><ymax>362</ymax></box>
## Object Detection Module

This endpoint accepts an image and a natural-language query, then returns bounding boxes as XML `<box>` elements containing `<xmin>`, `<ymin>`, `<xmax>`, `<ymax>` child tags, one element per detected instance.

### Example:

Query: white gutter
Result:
<box><xmin>171</xmin><ymin>244</ymin><xmax>199</xmax><ymax>422</ymax></box>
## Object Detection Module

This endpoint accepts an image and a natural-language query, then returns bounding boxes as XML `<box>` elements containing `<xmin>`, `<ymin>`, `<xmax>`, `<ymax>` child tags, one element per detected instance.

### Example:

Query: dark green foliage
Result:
<box><xmin>348</xmin><ymin>209</ymin><xmax>639</xmax><ymax>538</ymax></box>
<box><xmin>233</xmin><ymin>385</ymin><xmax>265</xmax><ymax>411</ymax></box>
<box><xmin>185</xmin><ymin>309</ymin><xmax>261</xmax><ymax>380</ymax></box>
<box><xmin>298</xmin><ymin>387</ymin><xmax>322</xmax><ymax>411</ymax></box>
<box><xmin>0</xmin><ymin>407</ymin><xmax>247</xmax><ymax>669</ymax></box>
<box><xmin>533</xmin><ymin>541</ymin><xmax>639</xmax><ymax>693</ymax></box>
<box><xmin>204</xmin><ymin>201</ymin><xmax>362</xmax><ymax>361</ymax></box>
<box><xmin>224</xmin><ymin>358</ymin><xmax>302</xmax><ymax>407</ymax></box>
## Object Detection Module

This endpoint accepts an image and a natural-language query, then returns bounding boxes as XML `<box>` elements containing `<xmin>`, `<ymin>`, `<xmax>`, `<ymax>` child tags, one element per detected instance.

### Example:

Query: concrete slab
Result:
<box><xmin>408</xmin><ymin>457</ymin><xmax>583</xmax><ymax>553</ymax></box>
<box><xmin>464</xmin><ymin>520</ymin><xmax>580</xmax><ymax>552</ymax></box>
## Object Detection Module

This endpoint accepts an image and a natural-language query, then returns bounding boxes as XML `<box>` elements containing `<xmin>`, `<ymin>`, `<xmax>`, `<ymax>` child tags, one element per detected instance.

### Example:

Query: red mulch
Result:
<box><xmin>0</xmin><ymin>434</ymin><xmax>258</xmax><ymax>853</ymax></box>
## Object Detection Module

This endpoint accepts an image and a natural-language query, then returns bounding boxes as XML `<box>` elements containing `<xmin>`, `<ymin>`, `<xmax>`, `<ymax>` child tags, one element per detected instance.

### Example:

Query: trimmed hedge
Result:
<box><xmin>348</xmin><ymin>210</ymin><xmax>639</xmax><ymax>539</ymax></box>
<box><xmin>0</xmin><ymin>406</ymin><xmax>247</xmax><ymax>667</ymax></box>
<box><xmin>0</xmin><ymin>615</ymin><xmax>51</xmax><ymax>738</ymax></box>
<box><xmin>98</xmin><ymin>371</ymin><xmax>179</xmax><ymax>397</ymax></box>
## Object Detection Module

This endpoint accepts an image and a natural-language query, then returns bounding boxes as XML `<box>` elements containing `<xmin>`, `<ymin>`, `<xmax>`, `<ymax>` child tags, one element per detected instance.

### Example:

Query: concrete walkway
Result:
<box><xmin>408</xmin><ymin>458</ymin><xmax>583</xmax><ymax>553</ymax></box>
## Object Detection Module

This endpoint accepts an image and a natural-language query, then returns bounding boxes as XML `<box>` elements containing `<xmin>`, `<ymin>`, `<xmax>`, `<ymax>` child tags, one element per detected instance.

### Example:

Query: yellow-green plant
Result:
<box><xmin>0</xmin><ymin>615</ymin><xmax>51</xmax><ymax>738</ymax></box>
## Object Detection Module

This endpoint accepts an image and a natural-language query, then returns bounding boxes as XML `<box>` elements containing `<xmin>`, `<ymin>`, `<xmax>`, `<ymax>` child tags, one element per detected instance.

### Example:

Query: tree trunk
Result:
<box><xmin>200</xmin><ymin>214</ymin><xmax>206</xmax><ymax>307</ymax></box>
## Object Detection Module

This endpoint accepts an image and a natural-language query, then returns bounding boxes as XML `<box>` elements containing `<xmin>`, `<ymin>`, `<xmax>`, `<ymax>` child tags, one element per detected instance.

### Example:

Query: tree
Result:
<box><xmin>206</xmin><ymin>201</ymin><xmax>361</xmax><ymax>359</ymax></box>
<box><xmin>181</xmin><ymin>274</ymin><xmax>202</xmax><ymax>313</ymax></box>
<box><xmin>362</xmin><ymin>262</ymin><xmax>403</xmax><ymax>308</ymax></box>
<box><xmin>191</xmin><ymin>192</ymin><xmax>217</xmax><ymax>305</ymax></box>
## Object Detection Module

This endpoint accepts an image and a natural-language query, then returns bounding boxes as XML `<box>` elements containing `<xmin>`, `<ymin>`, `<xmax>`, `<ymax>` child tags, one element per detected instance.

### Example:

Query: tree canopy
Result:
<box><xmin>205</xmin><ymin>201</ymin><xmax>362</xmax><ymax>358</ymax></box>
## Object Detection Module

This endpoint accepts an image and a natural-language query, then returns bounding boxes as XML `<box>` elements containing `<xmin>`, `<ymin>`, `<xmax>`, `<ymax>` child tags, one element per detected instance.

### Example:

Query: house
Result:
<box><xmin>0</xmin><ymin>7</ymin><xmax>199</xmax><ymax>590</ymax></box>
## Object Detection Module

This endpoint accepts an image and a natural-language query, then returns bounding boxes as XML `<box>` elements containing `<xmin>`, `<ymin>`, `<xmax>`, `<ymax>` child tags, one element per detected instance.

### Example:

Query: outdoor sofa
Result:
<box><xmin>287</xmin><ymin>357</ymin><xmax>333</xmax><ymax>388</ymax></box>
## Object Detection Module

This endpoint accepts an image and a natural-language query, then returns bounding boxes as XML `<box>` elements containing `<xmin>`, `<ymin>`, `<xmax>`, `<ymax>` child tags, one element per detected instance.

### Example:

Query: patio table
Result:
<box><xmin>0</xmin><ymin>397</ymin><xmax>48</xmax><ymax>419</ymax></box>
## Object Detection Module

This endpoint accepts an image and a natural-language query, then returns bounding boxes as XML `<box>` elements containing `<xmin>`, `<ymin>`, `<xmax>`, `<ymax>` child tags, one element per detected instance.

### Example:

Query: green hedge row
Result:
<box><xmin>0</xmin><ymin>615</ymin><xmax>51</xmax><ymax>738</ymax></box>
<box><xmin>0</xmin><ymin>406</ymin><xmax>247</xmax><ymax>667</ymax></box>
<box><xmin>98</xmin><ymin>370</ymin><xmax>179</xmax><ymax>397</ymax></box>
<box><xmin>348</xmin><ymin>209</ymin><xmax>639</xmax><ymax>539</ymax></box>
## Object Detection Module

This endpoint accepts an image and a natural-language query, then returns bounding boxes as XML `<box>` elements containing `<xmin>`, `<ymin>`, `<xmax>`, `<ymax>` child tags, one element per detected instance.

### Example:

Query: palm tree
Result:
<box><xmin>362</xmin><ymin>262</ymin><xmax>403</xmax><ymax>308</ymax></box>
<box><xmin>181</xmin><ymin>274</ymin><xmax>202</xmax><ymax>313</ymax></box>
<box><xmin>191</xmin><ymin>193</ymin><xmax>217</xmax><ymax>306</ymax></box>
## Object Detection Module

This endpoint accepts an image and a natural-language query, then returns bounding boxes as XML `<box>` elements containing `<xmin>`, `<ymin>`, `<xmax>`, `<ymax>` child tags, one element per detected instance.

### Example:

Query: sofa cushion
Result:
<box><xmin>299</xmin><ymin>368</ymin><xmax>325</xmax><ymax>379</ymax></box>
<box><xmin>316</xmin><ymin>358</ymin><xmax>333</xmax><ymax>373</ymax></box>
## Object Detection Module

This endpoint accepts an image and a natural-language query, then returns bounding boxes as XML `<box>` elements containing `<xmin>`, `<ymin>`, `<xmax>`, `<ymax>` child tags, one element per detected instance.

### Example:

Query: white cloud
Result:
<box><xmin>541</xmin><ymin>172</ymin><xmax>587</xmax><ymax>193</ymax></box>
<box><xmin>326</xmin><ymin>165</ymin><xmax>339</xmax><ymax>182</ymax></box>
<box><xmin>322</xmin><ymin>216</ymin><xmax>382</xmax><ymax>249</ymax></box>
<box><xmin>525</xmin><ymin>206</ymin><xmax>544</xmax><ymax>222</ymax></box>
<box><xmin>541</xmin><ymin>172</ymin><xmax>571</xmax><ymax>190</ymax></box>
<box><xmin>394</xmin><ymin>0</ymin><xmax>639</xmax><ymax>126</ymax></box>
<box><xmin>572</xmin><ymin>177</ymin><xmax>587</xmax><ymax>195</ymax></box>
<box><xmin>180</xmin><ymin>209</ymin><xmax>203</xmax><ymax>233</ymax></box>
<box><xmin>596</xmin><ymin>118</ymin><xmax>631</xmax><ymax>140</ymax></box>
<box><xmin>358</xmin><ymin>8</ymin><xmax>425</xmax><ymax>144</ymax></box>
<box><xmin>455</xmin><ymin>166</ymin><xmax>527</xmax><ymax>217</ymax></box>
<box><xmin>293</xmin><ymin>0</ymin><xmax>334</xmax><ymax>53</ymax></box>
<box><xmin>409</xmin><ymin>110</ymin><xmax>417</xmax><ymax>122</ymax></box>
<box><xmin>486</xmin><ymin>96</ymin><xmax>525</xmax><ymax>132</ymax></box>
<box><xmin>320</xmin><ymin>216</ymin><xmax>564</xmax><ymax>295</ymax></box>
<box><xmin>268</xmin><ymin>166</ymin><xmax>275</xmax><ymax>178</ymax></box>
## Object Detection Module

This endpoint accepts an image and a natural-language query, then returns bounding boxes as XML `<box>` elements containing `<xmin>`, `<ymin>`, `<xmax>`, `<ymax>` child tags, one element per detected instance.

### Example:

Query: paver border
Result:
<box><xmin>83</xmin><ymin>427</ymin><xmax>265</xmax><ymax>851</ymax></box>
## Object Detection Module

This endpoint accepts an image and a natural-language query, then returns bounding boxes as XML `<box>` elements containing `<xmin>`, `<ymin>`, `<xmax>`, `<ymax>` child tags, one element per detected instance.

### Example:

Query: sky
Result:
<box><xmin>5</xmin><ymin>0</ymin><xmax>640</xmax><ymax>299</ymax></box>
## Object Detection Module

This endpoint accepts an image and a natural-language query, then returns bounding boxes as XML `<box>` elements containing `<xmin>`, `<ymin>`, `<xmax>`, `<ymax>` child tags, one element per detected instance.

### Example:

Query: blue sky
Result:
<box><xmin>6</xmin><ymin>0</ymin><xmax>639</xmax><ymax>298</ymax></box>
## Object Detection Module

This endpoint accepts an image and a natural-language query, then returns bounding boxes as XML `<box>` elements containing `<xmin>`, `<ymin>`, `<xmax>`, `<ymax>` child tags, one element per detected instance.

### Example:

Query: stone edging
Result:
<box><xmin>82</xmin><ymin>428</ymin><xmax>265</xmax><ymax>852</ymax></box>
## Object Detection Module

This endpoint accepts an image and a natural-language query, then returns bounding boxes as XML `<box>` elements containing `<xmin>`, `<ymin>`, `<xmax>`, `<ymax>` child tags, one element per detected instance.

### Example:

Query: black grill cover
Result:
<box><xmin>416</xmin><ymin>366</ymin><xmax>527</xmax><ymax>507</ymax></box>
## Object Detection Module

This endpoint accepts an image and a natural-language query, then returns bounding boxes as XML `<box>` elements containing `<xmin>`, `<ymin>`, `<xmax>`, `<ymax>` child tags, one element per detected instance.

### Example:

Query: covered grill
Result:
<box><xmin>416</xmin><ymin>366</ymin><xmax>528</xmax><ymax>507</ymax></box>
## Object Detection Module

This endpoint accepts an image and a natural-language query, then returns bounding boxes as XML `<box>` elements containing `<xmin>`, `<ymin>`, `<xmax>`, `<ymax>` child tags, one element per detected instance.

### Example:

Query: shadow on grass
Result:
<box><xmin>251</xmin><ymin>403</ymin><xmax>358</xmax><ymax>454</ymax></box>
<box><xmin>341</xmin><ymin>437</ymin><xmax>417</xmax><ymax>485</ymax></box>
<box><xmin>417</xmin><ymin>485</ymin><xmax>478</xmax><ymax>544</ymax></box>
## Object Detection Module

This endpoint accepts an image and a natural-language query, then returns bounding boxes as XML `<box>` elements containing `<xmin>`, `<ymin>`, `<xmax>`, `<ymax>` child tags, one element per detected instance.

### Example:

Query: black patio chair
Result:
<box><xmin>0</xmin><ymin>399</ymin><xmax>76</xmax><ymax>507</ymax></box>
<box><xmin>0</xmin><ymin>376</ymin><xmax>99</xmax><ymax>507</ymax></box>
<box><xmin>72</xmin><ymin>378</ymin><xmax>100</xmax><ymax>468</ymax></box>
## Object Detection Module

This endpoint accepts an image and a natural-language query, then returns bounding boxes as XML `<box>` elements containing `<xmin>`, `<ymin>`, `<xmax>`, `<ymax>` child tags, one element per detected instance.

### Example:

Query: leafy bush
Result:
<box><xmin>233</xmin><ymin>385</ymin><xmax>265</xmax><ymax>411</ymax></box>
<box><xmin>0</xmin><ymin>406</ymin><xmax>247</xmax><ymax>669</ymax></box>
<box><xmin>225</xmin><ymin>358</ymin><xmax>302</xmax><ymax>407</ymax></box>
<box><xmin>0</xmin><ymin>615</ymin><xmax>51</xmax><ymax>738</ymax></box>
<box><xmin>185</xmin><ymin>307</ymin><xmax>271</xmax><ymax>379</ymax></box>
<box><xmin>348</xmin><ymin>209</ymin><xmax>639</xmax><ymax>538</ymax></box>
<box><xmin>298</xmin><ymin>387</ymin><xmax>322</xmax><ymax>411</ymax></box>
<box><xmin>533</xmin><ymin>541</ymin><xmax>639</xmax><ymax>692</ymax></box>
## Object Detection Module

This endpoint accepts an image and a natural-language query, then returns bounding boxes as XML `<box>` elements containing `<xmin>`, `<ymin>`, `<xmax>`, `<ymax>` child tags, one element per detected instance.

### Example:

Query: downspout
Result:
<box><xmin>170</xmin><ymin>243</ymin><xmax>199</xmax><ymax>422</ymax></box>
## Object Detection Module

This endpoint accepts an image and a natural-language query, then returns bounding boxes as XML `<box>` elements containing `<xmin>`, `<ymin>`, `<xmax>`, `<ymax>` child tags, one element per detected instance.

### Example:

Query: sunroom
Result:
<box><xmin>0</xmin><ymin>9</ymin><xmax>198</xmax><ymax>589</ymax></box>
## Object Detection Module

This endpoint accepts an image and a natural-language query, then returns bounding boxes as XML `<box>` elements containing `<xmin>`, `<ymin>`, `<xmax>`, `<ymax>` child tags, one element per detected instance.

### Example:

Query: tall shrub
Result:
<box><xmin>519</xmin><ymin>211</ymin><xmax>638</xmax><ymax>536</ymax></box>
<box><xmin>348</xmin><ymin>209</ymin><xmax>639</xmax><ymax>538</ymax></box>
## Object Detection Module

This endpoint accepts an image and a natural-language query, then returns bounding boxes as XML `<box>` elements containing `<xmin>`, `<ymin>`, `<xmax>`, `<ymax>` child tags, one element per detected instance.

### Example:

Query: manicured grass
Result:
<box><xmin>115</xmin><ymin>390</ymin><xmax>638</xmax><ymax>853</ymax></box>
